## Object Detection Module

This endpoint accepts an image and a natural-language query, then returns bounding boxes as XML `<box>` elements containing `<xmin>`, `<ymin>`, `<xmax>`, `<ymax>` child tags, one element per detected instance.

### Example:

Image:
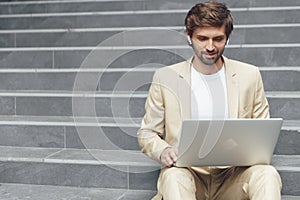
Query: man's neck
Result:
<box><xmin>192</xmin><ymin>56</ymin><xmax>224</xmax><ymax>75</ymax></box>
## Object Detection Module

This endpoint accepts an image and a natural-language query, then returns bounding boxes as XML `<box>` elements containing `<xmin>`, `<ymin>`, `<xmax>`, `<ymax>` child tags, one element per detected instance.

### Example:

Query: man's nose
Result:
<box><xmin>205</xmin><ymin>40</ymin><xmax>215</xmax><ymax>51</ymax></box>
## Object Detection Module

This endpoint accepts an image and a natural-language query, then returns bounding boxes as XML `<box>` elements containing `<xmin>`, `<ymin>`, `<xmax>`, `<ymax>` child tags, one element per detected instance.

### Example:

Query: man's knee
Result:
<box><xmin>247</xmin><ymin>165</ymin><xmax>282</xmax><ymax>188</ymax></box>
<box><xmin>157</xmin><ymin>167</ymin><xmax>197</xmax><ymax>200</ymax></box>
<box><xmin>160</xmin><ymin>167</ymin><xmax>196</xmax><ymax>190</ymax></box>
<box><xmin>250</xmin><ymin>165</ymin><xmax>280</xmax><ymax>179</ymax></box>
<box><xmin>161</xmin><ymin>167</ymin><xmax>194</xmax><ymax>182</ymax></box>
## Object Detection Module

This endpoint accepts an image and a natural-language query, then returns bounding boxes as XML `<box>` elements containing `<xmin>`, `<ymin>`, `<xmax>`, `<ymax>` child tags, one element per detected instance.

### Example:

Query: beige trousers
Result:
<box><xmin>153</xmin><ymin>165</ymin><xmax>282</xmax><ymax>200</ymax></box>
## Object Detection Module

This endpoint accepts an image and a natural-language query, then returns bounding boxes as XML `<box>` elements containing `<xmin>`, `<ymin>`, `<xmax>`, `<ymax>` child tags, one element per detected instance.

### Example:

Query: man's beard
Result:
<box><xmin>197</xmin><ymin>48</ymin><xmax>224</xmax><ymax>65</ymax></box>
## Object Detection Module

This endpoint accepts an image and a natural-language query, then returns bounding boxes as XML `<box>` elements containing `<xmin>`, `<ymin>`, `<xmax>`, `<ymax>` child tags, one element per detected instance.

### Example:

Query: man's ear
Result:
<box><xmin>187</xmin><ymin>36</ymin><xmax>192</xmax><ymax>45</ymax></box>
<box><xmin>226</xmin><ymin>39</ymin><xmax>230</xmax><ymax>45</ymax></box>
<box><xmin>226</xmin><ymin>34</ymin><xmax>231</xmax><ymax>45</ymax></box>
<box><xmin>186</xmin><ymin>31</ymin><xmax>192</xmax><ymax>45</ymax></box>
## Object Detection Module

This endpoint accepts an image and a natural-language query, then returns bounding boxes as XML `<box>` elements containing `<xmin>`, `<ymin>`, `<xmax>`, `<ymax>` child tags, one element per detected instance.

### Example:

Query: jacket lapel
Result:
<box><xmin>177</xmin><ymin>58</ymin><xmax>192</xmax><ymax>119</ymax></box>
<box><xmin>224</xmin><ymin>57</ymin><xmax>239</xmax><ymax>118</ymax></box>
<box><xmin>177</xmin><ymin>57</ymin><xmax>239</xmax><ymax>119</ymax></box>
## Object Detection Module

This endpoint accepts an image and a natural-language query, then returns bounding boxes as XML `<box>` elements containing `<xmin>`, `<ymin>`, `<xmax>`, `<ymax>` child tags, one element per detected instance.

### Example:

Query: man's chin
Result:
<box><xmin>201</xmin><ymin>58</ymin><xmax>218</xmax><ymax>65</ymax></box>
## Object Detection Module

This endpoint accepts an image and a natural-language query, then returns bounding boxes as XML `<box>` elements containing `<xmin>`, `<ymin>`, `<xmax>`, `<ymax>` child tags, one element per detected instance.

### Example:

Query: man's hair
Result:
<box><xmin>185</xmin><ymin>1</ymin><xmax>233</xmax><ymax>39</ymax></box>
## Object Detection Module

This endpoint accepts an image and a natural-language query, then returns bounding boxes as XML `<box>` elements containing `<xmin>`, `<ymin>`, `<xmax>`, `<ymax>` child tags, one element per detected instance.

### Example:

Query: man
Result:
<box><xmin>137</xmin><ymin>1</ymin><xmax>282</xmax><ymax>199</ymax></box>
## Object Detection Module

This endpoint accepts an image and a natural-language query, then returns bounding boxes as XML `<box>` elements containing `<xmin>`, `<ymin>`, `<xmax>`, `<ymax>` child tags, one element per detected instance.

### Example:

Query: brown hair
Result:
<box><xmin>185</xmin><ymin>1</ymin><xmax>233</xmax><ymax>39</ymax></box>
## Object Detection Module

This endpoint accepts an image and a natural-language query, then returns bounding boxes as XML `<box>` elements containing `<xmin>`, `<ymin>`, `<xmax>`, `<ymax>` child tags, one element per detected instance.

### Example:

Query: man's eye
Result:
<box><xmin>214</xmin><ymin>37</ymin><xmax>224</xmax><ymax>42</ymax></box>
<box><xmin>198</xmin><ymin>37</ymin><xmax>207</xmax><ymax>41</ymax></box>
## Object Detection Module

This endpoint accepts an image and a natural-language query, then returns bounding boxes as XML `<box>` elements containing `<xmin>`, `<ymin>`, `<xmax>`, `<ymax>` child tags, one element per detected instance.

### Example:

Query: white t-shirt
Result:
<box><xmin>191</xmin><ymin>64</ymin><xmax>229</xmax><ymax>119</ymax></box>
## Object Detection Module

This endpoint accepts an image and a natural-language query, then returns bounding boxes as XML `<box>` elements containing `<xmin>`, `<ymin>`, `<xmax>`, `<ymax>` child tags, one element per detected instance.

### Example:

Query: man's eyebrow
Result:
<box><xmin>214</xmin><ymin>35</ymin><xmax>226</xmax><ymax>39</ymax></box>
<box><xmin>195</xmin><ymin>35</ymin><xmax>225</xmax><ymax>38</ymax></box>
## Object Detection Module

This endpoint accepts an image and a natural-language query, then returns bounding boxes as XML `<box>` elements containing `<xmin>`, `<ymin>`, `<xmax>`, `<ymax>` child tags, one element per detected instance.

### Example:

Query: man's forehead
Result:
<box><xmin>192</xmin><ymin>25</ymin><xmax>226</xmax><ymax>37</ymax></box>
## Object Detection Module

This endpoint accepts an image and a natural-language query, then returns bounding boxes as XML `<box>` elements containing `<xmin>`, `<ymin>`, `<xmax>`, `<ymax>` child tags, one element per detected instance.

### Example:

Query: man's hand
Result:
<box><xmin>160</xmin><ymin>147</ymin><xmax>178</xmax><ymax>167</ymax></box>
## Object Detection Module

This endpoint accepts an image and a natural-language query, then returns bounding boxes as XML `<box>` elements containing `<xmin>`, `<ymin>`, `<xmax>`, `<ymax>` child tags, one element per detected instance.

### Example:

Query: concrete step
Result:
<box><xmin>267</xmin><ymin>92</ymin><xmax>300</xmax><ymax>120</ymax></box>
<box><xmin>0</xmin><ymin>183</ymin><xmax>157</xmax><ymax>200</ymax></box>
<box><xmin>1</xmin><ymin>115</ymin><xmax>300</xmax><ymax>152</ymax></box>
<box><xmin>1</xmin><ymin>0</ymin><xmax>299</xmax><ymax>13</ymax></box>
<box><xmin>282</xmin><ymin>196</ymin><xmax>300</xmax><ymax>200</ymax></box>
<box><xmin>0</xmin><ymin>46</ymin><xmax>299</xmax><ymax>68</ymax></box>
<box><xmin>97</xmin><ymin>68</ymin><xmax>300</xmax><ymax>92</ymax></box>
<box><xmin>153</xmin><ymin>0</ymin><xmax>300</xmax><ymax>8</ymax></box>
<box><xmin>0</xmin><ymin>115</ymin><xmax>142</xmax><ymax>150</ymax></box>
<box><xmin>0</xmin><ymin>0</ymin><xmax>153</xmax><ymax>14</ymax></box>
<box><xmin>0</xmin><ymin>91</ymin><xmax>298</xmax><ymax>119</ymax></box>
<box><xmin>0</xmin><ymin>0</ymin><xmax>298</xmax><ymax>198</ymax></box>
<box><xmin>0</xmin><ymin>67</ymin><xmax>297</xmax><ymax>91</ymax></box>
<box><xmin>0</xmin><ymin>8</ymin><xmax>299</xmax><ymax>29</ymax></box>
<box><xmin>0</xmin><ymin>146</ymin><xmax>298</xmax><ymax>195</ymax></box>
<box><xmin>261</xmin><ymin>68</ymin><xmax>300</xmax><ymax>91</ymax></box>
<box><xmin>0</xmin><ymin>0</ymin><xmax>299</xmax><ymax>14</ymax></box>
<box><xmin>0</xmin><ymin>146</ymin><xmax>160</xmax><ymax>191</ymax></box>
<box><xmin>1</xmin><ymin>25</ymin><xmax>300</xmax><ymax>48</ymax></box>
<box><xmin>155</xmin><ymin>0</ymin><xmax>300</xmax><ymax>8</ymax></box>
<box><xmin>0</xmin><ymin>115</ymin><xmax>298</xmax><ymax>154</ymax></box>
<box><xmin>274</xmin><ymin>120</ymin><xmax>300</xmax><ymax>155</ymax></box>
<box><xmin>0</xmin><ymin>183</ymin><xmax>297</xmax><ymax>200</ymax></box>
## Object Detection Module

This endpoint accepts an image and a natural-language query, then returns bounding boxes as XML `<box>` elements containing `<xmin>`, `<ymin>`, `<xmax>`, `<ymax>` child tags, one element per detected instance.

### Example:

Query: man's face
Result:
<box><xmin>189</xmin><ymin>25</ymin><xmax>227</xmax><ymax>65</ymax></box>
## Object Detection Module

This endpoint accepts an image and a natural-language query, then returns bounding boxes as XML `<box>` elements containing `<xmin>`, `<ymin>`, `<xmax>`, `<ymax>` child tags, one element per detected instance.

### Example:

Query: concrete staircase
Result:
<box><xmin>0</xmin><ymin>0</ymin><xmax>299</xmax><ymax>199</ymax></box>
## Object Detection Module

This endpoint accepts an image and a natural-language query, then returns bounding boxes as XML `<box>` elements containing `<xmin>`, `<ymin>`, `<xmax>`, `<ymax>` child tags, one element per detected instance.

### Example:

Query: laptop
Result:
<box><xmin>174</xmin><ymin>118</ymin><xmax>283</xmax><ymax>167</ymax></box>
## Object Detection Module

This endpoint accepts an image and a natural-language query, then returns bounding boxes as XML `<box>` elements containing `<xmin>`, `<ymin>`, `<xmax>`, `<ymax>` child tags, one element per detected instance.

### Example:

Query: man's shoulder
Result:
<box><xmin>154</xmin><ymin>59</ymin><xmax>189</xmax><ymax>78</ymax></box>
<box><xmin>157</xmin><ymin>60</ymin><xmax>189</xmax><ymax>72</ymax></box>
<box><xmin>225</xmin><ymin>58</ymin><xmax>261</xmax><ymax>85</ymax></box>
<box><xmin>225</xmin><ymin>57</ymin><xmax>258</xmax><ymax>73</ymax></box>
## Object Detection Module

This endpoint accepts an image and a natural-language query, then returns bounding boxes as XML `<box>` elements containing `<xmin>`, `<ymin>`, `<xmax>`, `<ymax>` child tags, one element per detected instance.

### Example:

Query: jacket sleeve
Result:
<box><xmin>137</xmin><ymin>70</ymin><xmax>171</xmax><ymax>163</ymax></box>
<box><xmin>252</xmin><ymin>69</ymin><xmax>270</xmax><ymax>119</ymax></box>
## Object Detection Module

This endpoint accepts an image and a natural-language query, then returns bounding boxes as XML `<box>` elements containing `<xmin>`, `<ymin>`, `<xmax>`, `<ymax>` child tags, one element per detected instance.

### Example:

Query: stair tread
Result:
<box><xmin>0</xmin><ymin>115</ymin><xmax>141</xmax><ymax>126</ymax></box>
<box><xmin>0</xmin><ymin>7</ymin><xmax>298</xmax><ymax>17</ymax></box>
<box><xmin>0</xmin><ymin>90</ymin><xmax>299</xmax><ymax>95</ymax></box>
<box><xmin>272</xmin><ymin>155</ymin><xmax>300</xmax><ymax>169</ymax></box>
<box><xmin>0</xmin><ymin>182</ymin><xmax>297</xmax><ymax>200</ymax></box>
<box><xmin>0</xmin><ymin>10</ymin><xmax>299</xmax><ymax>30</ymax></box>
<box><xmin>0</xmin><ymin>115</ymin><xmax>298</xmax><ymax>129</ymax></box>
<box><xmin>0</xmin><ymin>146</ymin><xmax>299</xmax><ymax>169</ymax></box>
<box><xmin>0</xmin><ymin>0</ymin><xmax>298</xmax><ymax>197</ymax></box>
<box><xmin>1</xmin><ymin>24</ymin><xmax>300</xmax><ymax>33</ymax></box>
<box><xmin>0</xmin><ymin>0</ymin><xmax>298</xmax><ymax>9</ymax></box>
<box><xmin>0</xmin><ymin>183</ymin><xmax>156</xmax><ymax>200</ymax></box>
<box><xmin>0</xmin><ymin>146</ymin><xmax>159</xmax><ymax>167</ymax></box>
<box><xmin>0</xmin><ymin>90</ymin><xmax>299</xmax><ymax>98</ymax></box>
<box><xmin>0</xmin><ymin>43</ymin><xmax>299</xmax><ymax>50</ymax></box>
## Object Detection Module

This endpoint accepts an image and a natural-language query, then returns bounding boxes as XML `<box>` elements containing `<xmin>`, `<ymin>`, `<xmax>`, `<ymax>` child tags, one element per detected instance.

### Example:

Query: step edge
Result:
<box><xmin>0</xmin><ymin>66</ymin><xmax>298</xmax><ymax>73</ymax></box>
<box><xmin>0</xmin><ymin>182</ymin><xmax>295</xmax><ymax>198</ymax></box>
<box><xmin>0</xmin><ymin>146</ymin><xmax>298</xmax><ymax>168</ymax></box>
<box><xmin>0</xmin><ymin>90</ymin><xmax>298</xmax><ymax>98</ymax></box>
<box><xmin>1</xmin><ymin>6</ymin><xmax>300</xmax><ymax>18</ymax></box>
<box><xmin>0</xmin><ymin>146</ymin><xmax>160</xmax><ymax>167</ymax></box>
<box><xmin>1</xmin><ymin>23</ymin><xmax>300</xmax><ymax>33</ymax></box>
<box><xmin>0</xmin><ymin>115</ymin><xmax>298</xmax><ymax>130</ymax></box>
<box><xmin>0</xmin><ymin>0</ymin><xmax>143</xmax><ymax>6</ymax></box>
<box><xmin>0</xmin><ymin>43</ymin><xmax>300</xmax><ymax>51</ymax></box>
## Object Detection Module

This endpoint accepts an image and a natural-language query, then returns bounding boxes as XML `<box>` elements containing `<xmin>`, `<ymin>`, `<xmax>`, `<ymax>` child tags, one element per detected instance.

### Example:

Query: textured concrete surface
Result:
<box><xmin>1</xmin><ymin>26</ymin><xmax>299</xmax><ymax>48</ymax></box>
<box><xmin>0</xmin><ymin>47</ymin><xmax>299</xmax><ymax>68</ymax></box>
<box><xmin>0</xmin><ymin>146</ymin><xmax>298</xmax><ymax>194</ymax></box>
<box><xmin>0</xmin><ymin>0</ymin><xmax>299</xmax><ymax>198</ymax></box>
<box><xmin>0</xmin><ymin>10</ymin><xmax>299</xmax><ymax>29</ymax></box>
<box><xmin>0</xmin><ymin>182</ymin><xmax>297</xmax><ymax>199</ymax></box>
<box><xmin>0</xmin><ymin>183</ymin><xmax>157</xmax><ymax>200</ymax></box>
<box><xmin>0</xmin><ymin>116</ymin><xmax>296</xmax><ymax>153</ymax></box>
<box><xmin>4</xmin><ymin>95</ymin><xmax>300</xmax><ymax>119</ymax></box>
<box><xmin>0</xmin><ymin>70</ymin><xmax>298</xmax><ymax>91</ymax></box>
<box><xmin>0</xmin><ymin>0</ymin><xmax>299</xmax><ymax>14</ymax></box>
<box><xmin>0</xmin><ymin>125</ymin><xmax>64</xmax><ymax>148</ymax></box>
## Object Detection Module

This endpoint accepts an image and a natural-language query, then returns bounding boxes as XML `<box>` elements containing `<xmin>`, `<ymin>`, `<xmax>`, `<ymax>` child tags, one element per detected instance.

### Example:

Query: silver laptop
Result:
<box><xmin>175</xmin><ymin>118</ymin><xmax>283</xmax><ymax>167</ymax></box>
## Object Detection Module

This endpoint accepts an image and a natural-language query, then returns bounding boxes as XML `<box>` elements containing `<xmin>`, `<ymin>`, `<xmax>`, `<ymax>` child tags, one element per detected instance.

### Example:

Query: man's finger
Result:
<box><xmin>164</xmin><ymin>156</ymin><xmax>173</xmax><ymax>167</ymax></box>
<box><xmin>169</xmin><ymin>151</ymin><xmax>177</xmax><ymax>162</ymax></box>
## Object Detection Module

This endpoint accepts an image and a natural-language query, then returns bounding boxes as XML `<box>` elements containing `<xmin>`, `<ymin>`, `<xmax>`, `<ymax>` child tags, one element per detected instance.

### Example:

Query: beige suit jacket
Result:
<box><xmin>137</xmin><ymin>56</ymin><xmax>270</xmax><ymax>168</ymax></box>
